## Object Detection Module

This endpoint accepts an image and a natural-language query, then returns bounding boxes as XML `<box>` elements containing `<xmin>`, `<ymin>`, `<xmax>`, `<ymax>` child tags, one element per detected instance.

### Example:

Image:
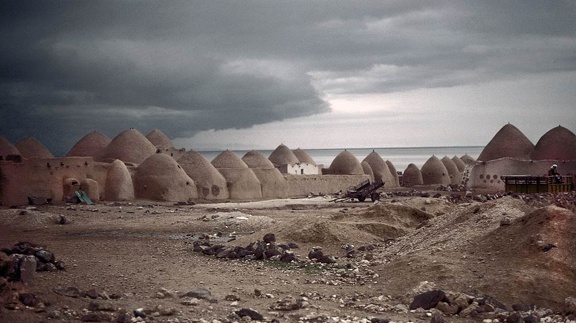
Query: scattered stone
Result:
<box><xmin>88</xmin><ymin>300</ymin><xmax>116</xmax><ymax>312</ymax></box>
<box><xmin>19</xmin><ymin>292</ymin><xmax>42</xmax><ymax>307</ymax></box>
<box><xmin>565</xmin><ymin>297</ymin><xmax>576</xmax><ymax>315</ymax></box>
<box><xmin>410</xmin><ymin>290</ymin><xmax>447</xmax><ymax>310</ymax></box>
<box><xmin>430</xmin><ymin>312</ymin><xmax>447</xmax><ymax>323</ymax></box>
<box><xmin>235</xmin><ymin>308</ymin><xmax>264</xmax><ymax>321</ymax></box>
<box><xmin>181</xmin><ymin>298</ymin><xmax>200</xmax><ymax>306</ymax></box>
<box><xmin>53</xmin><ymin>286</ymin><xmax>81</xmax><ymax>298</ymax></box>
<box><xmin>263</xmin><ymin>233</ymin><xmax>276</xmax><ymax>243</ymax></box>
<box><xmin>19</xmin><ymin>255</ymin><xmax>37</xmax><ymax>285</ymax></box>
<box><xmin>180</xmin><ymin>287</ymin><xmax>216</xmax><ymax>302</ymax></box>
<box><xmin>133</xmin><ymin>308</ymin><xmax>147</xmax><ymax>319</ymax></box>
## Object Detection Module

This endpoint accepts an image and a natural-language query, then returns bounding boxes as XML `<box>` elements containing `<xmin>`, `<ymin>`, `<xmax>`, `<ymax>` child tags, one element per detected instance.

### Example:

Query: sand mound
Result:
<box><xmin>469</xmin><ymin>205</ymin><xmax>576</xmax><ymax>310</ymax></box>
<box><xmin>364</xmin><ymin>197</ymin><xmax>576</xmax><ymax>311</ymax></box>
<box><xmin>280</xmin><ymin>203</ymin><xmax>434</xmax><ymax>245</ymax></box>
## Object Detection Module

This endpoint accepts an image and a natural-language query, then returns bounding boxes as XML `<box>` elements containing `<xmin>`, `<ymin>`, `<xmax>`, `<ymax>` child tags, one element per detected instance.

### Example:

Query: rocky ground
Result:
<box><xmin>1</xmin><ymin>189</ymin><xmax>576</xmax><ymax>323</ymax></box>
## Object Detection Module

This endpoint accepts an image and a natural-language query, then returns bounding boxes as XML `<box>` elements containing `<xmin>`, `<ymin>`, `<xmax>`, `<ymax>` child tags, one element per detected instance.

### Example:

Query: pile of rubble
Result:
<box><xmin>0</xmin><ymin>242</ymin><xmax>66</xmax><ymax>312</ymax></box>
<box><xmin>0</xmin><ymin>241</ymin><xmax>65</xmax><ymax>284</ymax></box>
<box><xmin>192</xmin><ymin>233</ymin><xmax>342</xmax><ymax>265</ymax></box>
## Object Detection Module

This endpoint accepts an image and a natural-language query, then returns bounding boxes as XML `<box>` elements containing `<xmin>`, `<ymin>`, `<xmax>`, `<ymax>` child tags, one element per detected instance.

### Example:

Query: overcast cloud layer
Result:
<box><xmin>1</xmin><ymin>1</ymin><xmax>575</xmax><ymax>155</ymax></box>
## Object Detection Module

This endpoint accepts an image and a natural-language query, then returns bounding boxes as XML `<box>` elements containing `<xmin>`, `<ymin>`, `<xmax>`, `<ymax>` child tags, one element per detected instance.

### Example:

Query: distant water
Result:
<box><xmin>198</xmin><ymin>146</ymin><xmax>483</xmax><ymax>173</ymax></box>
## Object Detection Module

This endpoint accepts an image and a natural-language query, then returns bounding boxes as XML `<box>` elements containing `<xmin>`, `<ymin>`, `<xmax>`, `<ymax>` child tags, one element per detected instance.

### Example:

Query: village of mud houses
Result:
<box><xmin>1</xmin><ymin>123</ymin><xmax>575</xmax><ymax>323</ymax></box>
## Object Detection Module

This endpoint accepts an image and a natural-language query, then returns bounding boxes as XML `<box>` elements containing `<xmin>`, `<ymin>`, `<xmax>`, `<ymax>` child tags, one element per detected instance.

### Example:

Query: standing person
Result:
<box><xmin>548</xmin><ymin>164</ymin><xmax>563</xmax><ymax>183</ymax></box>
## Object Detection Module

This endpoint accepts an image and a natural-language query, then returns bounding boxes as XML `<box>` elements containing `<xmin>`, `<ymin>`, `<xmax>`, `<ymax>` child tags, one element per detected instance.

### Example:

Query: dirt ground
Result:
<box><xmin>1</xmin><ymin>192</ymin><xmax>575</xmax><ymax>323</ymax></box>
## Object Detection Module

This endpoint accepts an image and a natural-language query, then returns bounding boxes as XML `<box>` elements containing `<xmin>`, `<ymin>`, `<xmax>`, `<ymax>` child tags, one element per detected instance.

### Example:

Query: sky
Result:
<box><xmin>1</xmin><ymin>1</ymin><xmax>575</xmax><ymax>156</ymax></box>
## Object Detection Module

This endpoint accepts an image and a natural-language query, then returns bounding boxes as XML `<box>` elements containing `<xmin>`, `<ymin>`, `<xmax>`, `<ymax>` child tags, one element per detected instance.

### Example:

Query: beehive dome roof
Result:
<box><xmin>386</xmin><ymin>160</ymin><xmax>400</xmax><ymax>186</ymax></box>
<box><xmin>441</xmin><ymin>156</ymin><xmax>462</xmax><ymax>185</ymax></box>
<box><xmin>268</xmin><ymin>144</ymin><xmax>299</xmax><ymax>166</ymax></box>
<box><xmin>361</xmin><ymin>161</ymin><xmax>374</xmax><ymax>182</ymax></box>
<box><xmin>531</xmin><ymin>125</ymin><xmax>576</xmax><ymax>161</ymax></box>
<box><xmin>460</xmin><ymin>154</ymin><xmax>476</xmax><ymax>165</ymax></box>
<box><xmin>146</xmin><ymin>129</ymin><xmax>173</xmax><ymax>148</ymax></box>
<box><xmin>292</xmin><ymin>148</ymin><xmax>316</xmax><ymax>165</ymax></box>
<box><xmin>362</xmin><ymin>151</ymin><xmax>396</xmax><ymax>187</ymax></box>
<box><xmin>98</xmin><ymin>129</ymin><xmax>157</xmax><ymax>164</ymax></box>
<box><xmin>242</xmin><ymin>150</ymin><xmax>275</xmax><ymax>169</ymax></box>
<box><xmin>0</xmin><ymin>136</ymin><xmax>20</xmax><ymax>158</ymax></box>
<box><xmin>478</xmin><ymin>124</ymin><xmax>534</xmax><ymax>161</ymax></box>
<box><xmin>67</xmin><ymin>131</ymin><xmax>111</xmax><ymax>158</ymax></box>
<box><xmin>421</xmin><ymin>155</ymin><xmax>451</xmax><ymax>185</ymax></box>
<box><xmin>402</xmin><ymin>163</ymin><xmax>423</xmax><ymax>187</ymax></box>
<box><xmin>15</xmin><ymin>136</ymin><xmax>54</xmax><ymax>159</ymax></box>
<box><xmin>328</xmin><ymin>150</ymin><xmax>363</xmax><ymax>175</ymax></box>
<box><xmin>104</xmin><ymin>159</ymin><xmax>135</xmax><ymax>201</ymax></box>
<box><xmin>177</xmin><ymin>150</ymin><xmax>228</xmax><ymax>199</ymax></box>
<box><xmin>134</xmin><ymin>153</ymin><xmax>197</xmax><ymax>201</ymax></box>
<box><xmin>211</xmin><ymin>150</ymin><xmax>249</xmax><ymax>169</ymax></box>
<box><xmin>451</xmin><ymin>155</ymin><xmax>466</xmax><ymax>172</ymax></box>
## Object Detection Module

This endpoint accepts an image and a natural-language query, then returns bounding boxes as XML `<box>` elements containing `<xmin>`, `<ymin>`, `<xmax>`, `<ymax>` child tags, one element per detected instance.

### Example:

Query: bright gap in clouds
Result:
<box><xmin>172</xmin><ymin>70</ymin><xmax>576</xmax><ymax>151</ymax></box>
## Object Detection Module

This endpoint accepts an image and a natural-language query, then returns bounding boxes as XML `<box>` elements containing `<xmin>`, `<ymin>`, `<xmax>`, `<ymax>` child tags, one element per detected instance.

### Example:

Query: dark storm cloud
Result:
<box><xmin>1</xmin><ymin>0</ymin><xmax>575</xmax><ymax>154</ymax></box>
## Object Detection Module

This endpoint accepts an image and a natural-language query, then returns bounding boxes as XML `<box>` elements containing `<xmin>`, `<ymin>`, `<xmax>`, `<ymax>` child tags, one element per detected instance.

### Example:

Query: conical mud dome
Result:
<box><xmin>0</xmin><ymin>136</ymin><xmax>20</xmax><ymax>158</ymax></box>
<box><xmin>478</xmin><ymin>124</ymin><xmax>534</xmax><ymax>161</ymax></box>
<box><xmin>451</xmin><ymin>155</ymin><xmax>466</xmax><ymax>172</ymax></box>
<box><xmin>243</xmin><ymin>150</ymin><xmax>287</xmax><ymax>199</ymax></box>
<box><xmin>328</xmin><ymin>150</ymin><xmax>363</xmax><ymax>175</ymax></box>
<box><xmin>146</xmin><ymin>129</ymin><xmax>173</xmax><ymax>149</ymax></box>
<box><xmin>441</xmin><ymin>156</ymin><xmax>462</xmax><ymax>185</ymax></box>
<box><xmin>421</xmin><ymin>155</ymin><xmax>451</xmax><ymax>185</ymax></box>
<box><xmin>460</xmin><ymin>154</ymin><xmax>476</xmax><ymax>165</ymax></box>
<box><xmin>15</xmin><ymin>136</ymin><xmax>54</xmax><ymax>159</ymax></box>
<box><xmin>402</xmin><ymin>163</ymin><xmax>423</xmax><ymax>187</ymax></box>
<box><xmin>177</xmin><ymin>150</ymin><xmax>229</xmax><ymax>199</ymax></box>
<box><xmin>134</xmin><ymin>153</ymin><xmax>197</xmax><ymax>201</ymax></box>
<box><xmin>361</xmin><ymin>161</ymin><xmax>375</xmax><ymax>182</ymax></box>
<box><xmin>242</xmin><ymin>150</ymin><xmax>275</xmax><ymax>169</ymax></box>
<box><xmin>292</xmin><ymin>148</ymin><xmax>316</xmax><ymax>165</ymax></box>
<box><xmin>99</xmin><ymin>129</ymin><xmax>157</xmax><ymax>164</ymax></box>
<box><xmin>67</xmin><ymin>131</ymin><xmax>111</xmax><ymax>158</ymax></box>
<box><xmin>104</xmin><ymin>159</ymin><xmax>135</xmax><ymax>201</ymax></box>
<box><xmin>362</xmin><ymin>151</ymin><xmax>396</xmax><ymax>187</ymax></box>
<box><xmin>268</xmin><ymin>144</ymin><xmax>299</xmax><ymax>166</ymax></box>
<box><xmin>212</xmin><ymin>150</ymin><xmax>262</xmax><ymax>200</ymax></box>
<box><xmin>386</xmin><ymin>160</ymin><xmax>400</xmax><ymax>187</ymax></box>
<box><xmin>531</xmin><ymin>125</ymin><xmax>576</xmax><ymax>161</ymax></box>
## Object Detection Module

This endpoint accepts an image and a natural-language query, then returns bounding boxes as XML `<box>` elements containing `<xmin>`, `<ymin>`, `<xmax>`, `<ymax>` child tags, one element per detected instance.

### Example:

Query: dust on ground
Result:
<box><xmin>0</xmin><ymin>193</ymin><xmax>575</xmax><ymax>322</ymax></box>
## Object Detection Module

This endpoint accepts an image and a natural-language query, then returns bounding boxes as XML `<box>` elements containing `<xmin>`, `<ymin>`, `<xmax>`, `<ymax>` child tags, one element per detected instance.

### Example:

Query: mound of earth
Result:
<box><xmin>368</xmin><ymin>197</ymin><xmax>576</xmax><ymax>312</ymax></box>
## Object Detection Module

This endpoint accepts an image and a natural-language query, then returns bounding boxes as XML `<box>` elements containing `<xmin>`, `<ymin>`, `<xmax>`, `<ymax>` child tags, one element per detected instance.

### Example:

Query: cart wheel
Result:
<box><xmin>358</xmin><ymin>196</ymin><xmax>366</xmax><ymax>202</ymax></box>
<box><xmin>371</xmin><ymin>192</ymin><xmax>381</xmax><ymax>202</ymax></box>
